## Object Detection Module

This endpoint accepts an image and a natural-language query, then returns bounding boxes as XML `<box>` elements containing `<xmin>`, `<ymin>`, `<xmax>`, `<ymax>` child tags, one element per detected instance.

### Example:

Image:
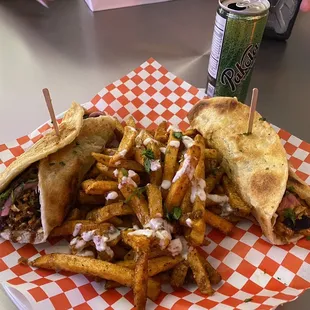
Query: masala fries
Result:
<box><xmin>86</xmin><ymin>202</ymin><xmax>134</xmax><ymax>223</ymax></box>
<box><xmin>50</xmin><ymin>221</ymin><xmax>113</xmax><ymax>237</ymax></box>
<box><xmin>25</xmin><ymin>118</ymin><xmax>256</xmax><ymax>310</ymax></box>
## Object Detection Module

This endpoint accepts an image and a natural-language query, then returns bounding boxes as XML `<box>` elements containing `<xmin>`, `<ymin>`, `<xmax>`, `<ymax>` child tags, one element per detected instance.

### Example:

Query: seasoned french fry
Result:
<box><xmin>165</xmin><ymin>145</ymin><xmax>201</xmax><ymax>211</ymax></box>
<box><xmin>86</xmin><ymin>202</ymin><xmax>134</xmax><ymax>223</ymax></box>
<box><xmin>147</xmin><ymin>256</ymin><xmax>183</xmax><ymax>276</ymax></box>
<box><xmin>204</xmin><ymin>209</ymin><xmax>234</xmax><ymax>235</ymax></box>
<box><xmin>118</xmin><ymin>171</ymin><xmax>150</xmax><ymax>225</ymax></box>
<box><xmin>149</xmin><ymin>248</ymin><xmax>171</xmax><ymax>259</ymax></box>
<box><xmin>222</xmin><ymin>175</ymin><xmax>251</xmax><ymax>216</ymax></box>
<box><xmin>110</xmin><ymin>126</ymin><xmax>138</xmax><ymax>164</ymax></box>
<box><xmin>161</xmin><ymin>130</ymin><xmax>181</xmax><ymax>197</ymax></box>
<box><xmin>78</xmin><ymin>190</ymin><xmax>106</xmax><ymax>205</ymax></box>
<box><xmin>197</xmin><ymin>252</ymin><xmax>222</xmax><ymax>285</ymax></box>
<box><xmin>146</xmin><ymin>184</ymin><xmax>163</xmax><ymax>218</ymax></box>
<box><xmin>106</xmin><ymin>217</ymin><xmax>123</xmax><ymax>227</ymax></box>
<box><xmin>27</xmin><ymin>254</ymin><xmax>160</xmax><ymax>301</ymax></box>
<box><xmin>171</xmin><ymin>261</ymin><xmax>189</xmax><ymax>289</ymax></box>
<box><xmin>121</xmin><ymin>231</ymin><xmax>152</xmax><ymax>252</ymax></box>
<box><xmin>96</xmin><ymin>162</ymin><xmax>117</xmax><ymax>180</ymax></box>
<box><xmin>183</xmin><ymin>128</ymin><xmax>198</xmax><ymax>137</ymax></box>
<box><xmin>126</xmin><ymin>116</ymin><xmax>136</xmax><ymax>128</ymax></box>
<box><xmin>134</xmin><ymin>250</ymin><xmax>149</xmax><ymax>310</ymax></box>
<box><xmin>134</xmin><ymin>147</ymin><xmax>145</xmax><ymax>166</ymax></box>
<box><xmin>66</xmin><ymin>208</ymin><xmax>83</xmax><ymax>221</ymax></box>
<box><xmin>82</xmin><ymin>180</ymin><xmax>118</xmax><ymax>195</ymax></box>
<box><xmin>181</xmin><ymin>188</ymin><xmax>192</xmax><ymax>214</ymax></box>
<box><xmin>49</xmin><ymin>221</ymin><xmax>112</xmax><ymax>237</ymax></box>
<box><xmin>187</xmin><ymin>248</ymin><xmax>213</xmax><ymax>295</ymax></box>
<box><xmin>154</xmin><ymin>121</ymin><xmax>169</xmax><ymax>144</ymax></box>
<box><xmin>117</xmin><ymin>255</ymin><xmax>183</xmax><ymax>276</ymax></box>
<box><xmin>93</xmin><ymin>152</ymin><xmax>144</xmax><ymax>172</ymax></box>
<box><xmin>205</xmin><ymin>167</ymin><xmax>224</xmax><ymax>194</ymax></box>
<box><xmin>190</xmin><ymin>135</ymin><xmax>206</xmax><ymax>246</ymax></box>
<box><xmin>105</xmin><ymin>280</ymin><xmax>121</xmax><ymax>289</ymax></box>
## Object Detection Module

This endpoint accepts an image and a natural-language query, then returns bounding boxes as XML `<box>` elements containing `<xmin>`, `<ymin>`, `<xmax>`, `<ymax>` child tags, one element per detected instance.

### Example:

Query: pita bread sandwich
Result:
<box><xmin>188</xmin><ymin>97</ymin><xmax>310</xmax><ymax>245</ymax></box>
<box><xmin>0</xmin><ymin>103</ymin><xmax>116</xmax><ymax>244</ymax></box>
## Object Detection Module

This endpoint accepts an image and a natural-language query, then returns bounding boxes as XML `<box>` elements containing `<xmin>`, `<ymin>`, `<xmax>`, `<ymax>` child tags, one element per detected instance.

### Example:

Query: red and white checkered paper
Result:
<box><xmin>0</xmin><ymin>58</ymin><xmax>310</xmax><ymax>310</ymax></box>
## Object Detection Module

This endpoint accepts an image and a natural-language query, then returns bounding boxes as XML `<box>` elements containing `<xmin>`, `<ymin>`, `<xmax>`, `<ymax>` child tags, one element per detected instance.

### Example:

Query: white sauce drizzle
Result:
<box><xmin>172</xmin><ymin>154</ymin><xmax>194</xmax><ymax>183</ymax></box>
<box><xmin>169</xmin><ymin>140</ymin><xmax>180</xmax><ymax>148</ymax></box>
<box><xmin>190</xmin><ymin>178</ymin><xmax>206</xmax><ymax>203</ymax></box>
<box><xmin>106</xmin><ymin>191</ymin><xmax>118</xmax><ymax>200</ymax></box>
<box><xmin>73</xmin><ymin>223</ymin><xmax>82</xmax><ymax>237</ymax></box>
<box><xmin>161</xmin><ymin>180</ymin><xmax>171</xmax><ymax>190</ymax></box>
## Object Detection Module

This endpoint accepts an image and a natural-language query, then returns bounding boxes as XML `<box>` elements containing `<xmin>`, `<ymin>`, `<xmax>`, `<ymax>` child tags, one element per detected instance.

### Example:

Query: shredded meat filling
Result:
<box><xmin>5</xmin><ymin>188</ymin><xmax>41</xmax><ymax>232</ymax></box>
<box><xmin>0</xmin><ymin>164</ymin><xmax>41</xmax><ymax>233</ymax></box>
<box><xmin>275</xmin><ymin>191</ymin><xmax>310</xmax><ymax>239</ymax></box>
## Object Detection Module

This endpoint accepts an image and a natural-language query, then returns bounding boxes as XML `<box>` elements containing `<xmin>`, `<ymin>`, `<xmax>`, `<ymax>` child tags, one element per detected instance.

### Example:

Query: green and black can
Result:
<box><xmin>206</xmin><ymin>0</ymin><xmax>270</xmax><ymax>102</ymax></box>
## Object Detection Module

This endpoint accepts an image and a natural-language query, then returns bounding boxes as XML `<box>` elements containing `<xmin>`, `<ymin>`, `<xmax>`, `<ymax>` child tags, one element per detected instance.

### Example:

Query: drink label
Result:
<box><xmin>208</xmin><ymin>13</ymin><xmax>227</xmax><ymax>80</ymax></box>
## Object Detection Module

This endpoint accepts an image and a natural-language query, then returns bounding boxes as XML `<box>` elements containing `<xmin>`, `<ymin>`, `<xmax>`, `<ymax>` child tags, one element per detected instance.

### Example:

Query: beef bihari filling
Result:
<box><xmin>0</xmin><ymin>164</ymin><xmax>41</xmax><ymax>238</ymax></box>
<box><xmin>274</xmin><ymin>186</ymin><xmax>310</xmax><ymax>241</ymax></box>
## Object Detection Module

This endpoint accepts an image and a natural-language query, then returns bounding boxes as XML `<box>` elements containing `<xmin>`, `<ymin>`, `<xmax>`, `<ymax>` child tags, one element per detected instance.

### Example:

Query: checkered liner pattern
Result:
<box><xmin>0</xmin><ymin>58</ymin><xmax>309</xmax><ymax>310</ymax></box>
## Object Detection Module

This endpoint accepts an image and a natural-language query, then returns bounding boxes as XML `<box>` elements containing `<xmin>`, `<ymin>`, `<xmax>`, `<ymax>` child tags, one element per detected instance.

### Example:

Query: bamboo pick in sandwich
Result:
<box><xmin>42</xmin><ymin>88</ymin><xmax>60</xmax><ymax>138</ymax></box>
<box><xmin>247</xmin><ymin>88</ymin><xmax>259</xmax><ymax>135</ymax></box>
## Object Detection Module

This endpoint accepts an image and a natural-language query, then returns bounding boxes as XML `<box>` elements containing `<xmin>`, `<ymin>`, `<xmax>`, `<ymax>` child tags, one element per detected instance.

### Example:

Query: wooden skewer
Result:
<box><xmin>247</xmin><ymin>88</ymin><xmax>259</xmax><ymax>134</ymax></box>
<box><xmin>42</xmin><ymin>88</ymin><xmax>60</xmax><ymax>137</ymax></box>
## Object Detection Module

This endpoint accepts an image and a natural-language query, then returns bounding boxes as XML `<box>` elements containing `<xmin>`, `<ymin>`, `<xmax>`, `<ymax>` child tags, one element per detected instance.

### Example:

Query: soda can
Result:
<box><xmin>206</xmin><ymin>0</ymin><xmax>270</xmax><ymax>102</ymax></box>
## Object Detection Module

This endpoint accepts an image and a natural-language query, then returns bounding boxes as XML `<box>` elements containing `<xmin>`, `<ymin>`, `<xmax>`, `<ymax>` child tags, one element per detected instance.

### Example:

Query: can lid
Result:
<box><xmin>219</xmin><ymin>0</ymin><xmax>270</xmax><ymax>15</ymax></box>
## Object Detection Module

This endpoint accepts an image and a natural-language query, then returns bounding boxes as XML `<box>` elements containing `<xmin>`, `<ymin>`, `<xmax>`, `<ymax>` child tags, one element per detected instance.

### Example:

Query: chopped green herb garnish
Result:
<box><xmin>0</xmin><ymin>189</ymin><xmax>11</xmax><ymax>201</ymax></box>
<box><xmin>142</xmin><ymin>149</ymin><xmax>155</xmax><ymax>160</ymax></box>
<box><xmin>49</xmin><ymin>162</ymin><xmax>56</xmax><ymax>166</ymax></box>
<box><xmin>142</xmin><ymin>149</ymin><xmax>155</xmax><ymax>173</ymax></box>
<box><xmin>263</xmin><ymin>269</ymin><xmax>267</xmax><ymax>274</ymax></box>
<box><xmin>173</xmin><ymin>132</ymin><xmax>183</xmax><ymax>140</ymax></box>
<box><xmin>244</xmin><ymin>298</ymin><xmax>253</xmax><ymax>303</ymax></box>
<box><xmin>166</xmin><ymin>207</ymin><xmax>182</xmax><ymax>222</ymax></box>
<box><xmin>172</xmin><ymin>207</ymin><xmax>182</xmax><ymax>220</ymax></box>
<box><xmin>259</xmin><ymin>117</ymin><xmax>267</xmax><ymax>121</ymax></box>
<box><xmin>59</xmin><ymin>161</ymin><xmax>66</xmax><ymax>166</ymax></box>
<box><xmin>120</xmin><ymin>168</ymin><xmax>128</xmax><ymax>177</ymax></box>
<box><xmin>283</xmin><ymin>208</ymin><xmax>296</xmax><ymax>225</ymax></box>
<box><xmin>287</xmin><ymin>186</ymin><xmax>295</xmax><ymax>193</ymax></box>
<box><xmin>277</xmin><ymin>277</ymin><xmax>281</xmax><ymax>281</ymax></box>
<box><xmin>144</xmin><ymin>159</ymin><xmax>151</xmax><ymax>173</ymax></box>
<box><xmin>306</xmin><ymin>236</ymin><xmax>310</xmax><ymax>241</ymax></box>
<box><xmin>125</xmin><ymin>187</ymin><xmax>146</xmax><ymax>203</ymax></box>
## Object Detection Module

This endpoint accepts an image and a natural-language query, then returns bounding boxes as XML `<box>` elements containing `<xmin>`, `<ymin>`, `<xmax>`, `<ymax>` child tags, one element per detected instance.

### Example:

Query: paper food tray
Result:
<box><xmin>0</xmin><ymin>58</ymin><xmax>309</xmax><ymax>310</ymax></box>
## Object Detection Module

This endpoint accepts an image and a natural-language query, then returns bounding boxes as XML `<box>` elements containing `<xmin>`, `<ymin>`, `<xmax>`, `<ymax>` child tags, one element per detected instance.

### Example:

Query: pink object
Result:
<box><xmin>278</xmin><ymin>193</ymin><xmax>301</xmax><ymax>212</ymax></box>
<box><xmin>84</xmin><ymin>0</ymin><xmax>172</xmax><ymax>12</ymax></box>
<box><xmin>301</xmin><ymin>0</ymin><xmax>310</xmax><ymax>12</ymax></box>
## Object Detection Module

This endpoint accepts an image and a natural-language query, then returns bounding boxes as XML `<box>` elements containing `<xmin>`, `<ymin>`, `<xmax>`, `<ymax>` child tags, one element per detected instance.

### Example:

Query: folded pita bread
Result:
<box><xmin>188</xmin><ymin>97</ymin><xmax>310</xmax><ymax>245</ymax></box>
<box><xmin>0</xmin><ymin>104</ymin><xmax>116</xmax><ymax>244</ymax></box>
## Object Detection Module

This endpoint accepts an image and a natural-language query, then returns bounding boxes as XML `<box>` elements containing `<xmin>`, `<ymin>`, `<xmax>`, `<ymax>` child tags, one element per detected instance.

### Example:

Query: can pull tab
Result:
<box><xmin>236</xmin><ymin>0</ymin><xmax>251</xmax><ymax>7</ymax></box>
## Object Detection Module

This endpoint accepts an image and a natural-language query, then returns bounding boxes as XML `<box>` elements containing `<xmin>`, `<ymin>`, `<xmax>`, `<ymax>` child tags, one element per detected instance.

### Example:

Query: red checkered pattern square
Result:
<box><xmin>0</xmin><ymin>59</ymin><xmax>309</xmax><ymax>309</ymax></box>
